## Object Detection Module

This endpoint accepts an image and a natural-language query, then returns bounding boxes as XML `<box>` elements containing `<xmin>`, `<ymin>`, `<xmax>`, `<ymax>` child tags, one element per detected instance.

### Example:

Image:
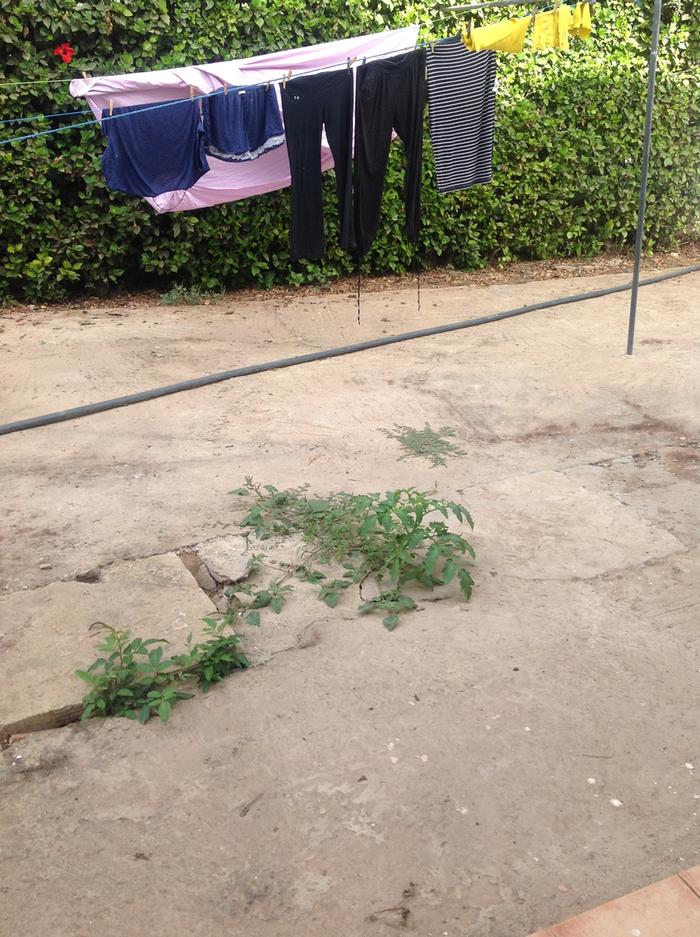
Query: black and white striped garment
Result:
<box><xmin>426</xmin><ymin>39</ymin><xmax>497</xmax><ymax>194</ymax></box>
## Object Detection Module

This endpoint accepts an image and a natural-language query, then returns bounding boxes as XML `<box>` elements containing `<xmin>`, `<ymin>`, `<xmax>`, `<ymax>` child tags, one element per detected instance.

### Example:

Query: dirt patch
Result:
<box><xmin>665</xmin><ymin>445</ymin><xmax>700</xmax><ymax>481</ymax></box>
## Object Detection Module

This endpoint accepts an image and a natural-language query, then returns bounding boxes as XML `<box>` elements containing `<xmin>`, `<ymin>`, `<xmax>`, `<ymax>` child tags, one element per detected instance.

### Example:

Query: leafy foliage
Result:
<box><xmin>77</xmin><ymin>617</ymin><xmax>249</xmax><ymax>723</ymax></box>
<box><xmin>233</xmin><ymin>479</ymin><xmax>475</xmax><ymax>629</ymax></box>
<box><xmin>0</xmin><ymin>0</ymin><xmax>698</xmax><ymax>301</ymax></box>
<box><xmin>382</xmin><ymin>423</ymin><xmax>466</xmax><ymax>467</ymax></box>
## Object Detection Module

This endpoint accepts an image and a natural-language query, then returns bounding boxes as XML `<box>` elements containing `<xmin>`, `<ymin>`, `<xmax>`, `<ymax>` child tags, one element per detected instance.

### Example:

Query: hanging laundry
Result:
<box><xmin>101</xmin><ymin>98</ymin><xmax>209</xmax><ymax>198</ymax></box>
<box><xmin>69</xmin><ymin>27</ymin><xmax>418</xmax><ymax>214</ymax></box>
<box><xmin>354</xmin><ymin>48</ymin><xmax>425</xmax><ymax>256</ymax></box>
<box><xmin>427</xmin><ymin>40</ymin><xmax>497</xmax><ymax>194</ymax></box>
<box><xmin>281</xmin><ymin>70</ymin><xmax>354</xmax><ymax>261</ymax></box>
<box><xmin>569</xmin><ymin>2</ymin><xmax>593</xmax><ymax>40</ymax></box>
<box><xmin>462</xmin><ymin>16</ymin><xmax>531</xmax><ymax>53</ymax></box>
<box><xmin>532</xmin><ymin>5</ymin><xmax>572</xmax><ymax>50</ymax></box>
<box><xmin>203</xmin><ymin>85</ymin><xmax>284</xmax><ymax>162</ymax></box>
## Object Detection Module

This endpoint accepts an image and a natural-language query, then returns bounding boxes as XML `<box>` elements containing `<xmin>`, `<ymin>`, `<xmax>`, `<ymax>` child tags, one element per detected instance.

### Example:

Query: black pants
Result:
<box><xmin>281</xmin><ymin>70</ymin><xmax>354</xmax><ymax>261</ymax></box>
<box><xmin>354</xmin><ymin>49</ymin><xmax>425</xmax><ymax>257</ymax></box>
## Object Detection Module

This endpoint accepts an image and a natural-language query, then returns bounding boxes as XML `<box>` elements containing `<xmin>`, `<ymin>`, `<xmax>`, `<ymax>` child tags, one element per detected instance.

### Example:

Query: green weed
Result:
<box><xmin>159</xmin><ymin>284</ymin><xmax>224</xmax><ymax>306</ymax></box>
<box><xmin>232</xmin><ymin>479</ymin><xmax>476</xmax><ymax>630</ymax></box>
<box><xmin>382</xmin><ymin>423</ymin><xmax>466</xmax><ymax>467</ymax></box>
<box><xmin>76</xmin><ymin>616</ymin><xmax>249</xmax><ymax>724</ymax></box>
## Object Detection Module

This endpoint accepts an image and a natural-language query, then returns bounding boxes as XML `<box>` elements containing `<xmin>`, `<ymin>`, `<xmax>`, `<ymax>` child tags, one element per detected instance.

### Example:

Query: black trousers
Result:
<box><xmin>354</xmin><ymin>49</ymin><xmax>426</xmax><ymax>257</ymax></box>
<box><xmin>281</xmin><ymin>70</ymin><xmax>354</xmax><ymax>261</ymax></box>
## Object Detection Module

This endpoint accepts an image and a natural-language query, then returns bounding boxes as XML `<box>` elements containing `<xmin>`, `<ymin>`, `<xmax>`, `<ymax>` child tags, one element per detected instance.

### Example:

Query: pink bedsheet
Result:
<box><xmin>69</xmin><ymin>27</ymin><xmax>418</xmax><ymax>213</ymax></box>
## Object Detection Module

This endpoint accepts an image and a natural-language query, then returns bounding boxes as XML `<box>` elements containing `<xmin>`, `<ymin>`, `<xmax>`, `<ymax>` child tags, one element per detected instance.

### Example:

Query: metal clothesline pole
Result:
<box><xmin>627</xmin><ymin>0</ymin><xmax>663</xmax><ymax>355</ymax></box>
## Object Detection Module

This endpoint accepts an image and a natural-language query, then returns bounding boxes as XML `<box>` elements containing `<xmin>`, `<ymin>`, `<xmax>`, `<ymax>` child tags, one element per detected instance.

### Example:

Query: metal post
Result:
<box><xmin>627</xmin><ymin>0</ymin><xmax>663</xmax><ymax>355</ymax></box>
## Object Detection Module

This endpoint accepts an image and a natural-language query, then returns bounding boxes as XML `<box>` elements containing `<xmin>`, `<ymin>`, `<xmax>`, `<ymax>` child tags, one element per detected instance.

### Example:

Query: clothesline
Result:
<box><xmin>0</xmin><ymin>39</ymin><xmax>429</xmax><ymax>148</ymax></box>
<box><xmin>0</xmin><ymin>75</ymin><xmax>74</xmax><ymax>88</ymax></box>
<box><xmin>0</xmin><ymin>108</ymin><xmax>90</xmax><ymax>125</ymax></box>
<box><xmin>447</xmin><ymin>0</ymin><xmax>590</xmax><ymax>12</ymax></box>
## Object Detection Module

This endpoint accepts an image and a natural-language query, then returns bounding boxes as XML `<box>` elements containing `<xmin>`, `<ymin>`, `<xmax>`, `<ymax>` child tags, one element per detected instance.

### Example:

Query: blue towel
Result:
<box><xmin>203</xmin><ymin>85</ymin><xmax>285</xmax><ymax>162</ymax></box>
<box><xmin>101</xmin><ymin>98</ymin><xmax>209</xmax><ymax>197</ymax></box>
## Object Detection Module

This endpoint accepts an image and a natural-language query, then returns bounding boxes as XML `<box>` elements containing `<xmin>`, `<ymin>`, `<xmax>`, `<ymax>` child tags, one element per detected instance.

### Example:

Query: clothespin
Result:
<box><xmin>282</xmin><ymin>69</ymin><xmax>292</xmax><ymax>90</ymax></box>
<box><xmin>198</xmin><ymin>97</ymin><xmax>203</xmax><ymax>116</ymax></box>
<box><xmin>190</xmin><ymin>85</ymin><xmax>195</xmax><ymax>99</ymax></box>
<box><xmin>82</xmin><ymin>70</ymin><xmax>90</xmax><ymax>80</ymax></box>
<box><xmin>264</xmin><ymin>81</ymin><xmax>270</xmax><ymax>92</ymax></box>
<box><xmin>429</xmin><ymin>40</ymin><xmax>436</xmax><ymax>53</ymax></box>
<box><xmin>223</xmin><ymin>82</ymin><xmax>228</xmax><ymax>95</ymax></box>
<box><xmin>346</xmin><ymin>56</ymin><xmax>356</xmax><ymax>70</ymax></box>
<box><xmin>108</xmin><ymin>99</ymin><xmax>114</xmax><ymax>117</ymax></box>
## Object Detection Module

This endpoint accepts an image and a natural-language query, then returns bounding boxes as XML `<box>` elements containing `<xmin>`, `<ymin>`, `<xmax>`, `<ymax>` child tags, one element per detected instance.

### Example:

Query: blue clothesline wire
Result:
<box><xmin>0</xmin><ymin>108</ymin><xmax>90</xmax><ymax>125</ymax></box>
<box><xmin>0</xmin><ymin>40</ymin><xmax>428</xmax><ymax>148</ymax></box>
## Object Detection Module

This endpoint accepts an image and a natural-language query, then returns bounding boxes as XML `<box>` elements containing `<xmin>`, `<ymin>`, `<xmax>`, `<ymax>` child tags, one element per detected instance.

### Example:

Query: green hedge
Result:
<box><xmin>0</xmin><ymin>0</ymin><xmax>698</xmax><ymax>300</ymax></box>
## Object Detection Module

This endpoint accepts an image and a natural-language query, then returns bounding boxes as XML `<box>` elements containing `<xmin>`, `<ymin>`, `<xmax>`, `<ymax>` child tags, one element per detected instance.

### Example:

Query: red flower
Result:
<box><xmin>53</xmin><ymin>42</ymin><xmax>75</xmax><ymax>64</ymax></box>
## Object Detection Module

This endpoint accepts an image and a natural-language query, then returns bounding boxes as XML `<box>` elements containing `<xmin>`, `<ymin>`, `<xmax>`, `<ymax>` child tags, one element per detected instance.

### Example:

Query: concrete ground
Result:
<box><xmin>0</xmin><ymin>269</ymin><xmax>698</xmax><ymax>936</ymax></box>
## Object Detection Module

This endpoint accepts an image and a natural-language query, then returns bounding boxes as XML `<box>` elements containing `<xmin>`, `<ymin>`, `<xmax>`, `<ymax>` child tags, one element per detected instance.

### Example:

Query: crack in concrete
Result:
<box><xmin>0</xmin><ymin>531</ymin><xmax>246</xmax><ymax>598</ymax></box>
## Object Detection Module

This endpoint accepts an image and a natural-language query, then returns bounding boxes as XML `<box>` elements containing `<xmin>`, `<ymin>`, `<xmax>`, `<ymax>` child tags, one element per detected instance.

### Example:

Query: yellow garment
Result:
<box><xmin>532</xmin><ymin>5</ymin><xmax>571</xmax><ymax>50</ymax></box>
<box><xmin>569</xmin><ymin>1</ymin><xmax>593</xmax><ymax>40</ymax></box>
<box><xmin>462</xmin><ymin>15</ymin><xmax>531</xmax><ymax>53</ymax></box>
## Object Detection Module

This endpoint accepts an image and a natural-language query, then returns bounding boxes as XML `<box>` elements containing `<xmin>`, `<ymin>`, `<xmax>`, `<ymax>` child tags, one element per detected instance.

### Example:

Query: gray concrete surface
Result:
<box><xmin>0</xmin><ymin>271</ymin><xmax>698</xmax><ymax>936</ymax></box>
<box><xmin>0</xmin><ymin>553</ymin><xmax>214</xmax><ymax>740</ymax></box>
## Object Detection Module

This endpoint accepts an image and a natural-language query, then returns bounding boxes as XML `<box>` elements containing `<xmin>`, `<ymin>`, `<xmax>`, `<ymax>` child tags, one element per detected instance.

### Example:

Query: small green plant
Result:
<box><xmin>225</xmin><ymin>578</ymin><xmax>293</xmax><ymax>620</ymax></box>
<box><xmin>231</xmin><ymin>480</ymin><xmax>476</xmax><ymax>630</ymax></box>
<box><xmin>159</xmin><ymin>283</ymin><xmax>224</xmax><ymax>306</ymax></box>
<box><xmin>76</xmin><ymin>617</ymin><xmax>249</xmax><ymax>724</ymax></box>
<box><xmin>382</xmin><ymin>423</ymin><xmax>466</xmax><ymax>468</ymax></box>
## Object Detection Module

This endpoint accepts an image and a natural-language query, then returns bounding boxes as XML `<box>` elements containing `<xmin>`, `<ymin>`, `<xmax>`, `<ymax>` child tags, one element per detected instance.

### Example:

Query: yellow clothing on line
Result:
<box><xmin>532</xmin><ymin>5</ymin><xmax>572</xmax><ymax>50</ymax></box>
<box><xmin>569</xmin><ymin>1</ymin><xmax>593</xmax><ymax>40</ymax></box>
<box><xmin>462</xmin><ymin>15</ymin><xmax>531</xmax><ymax>53</ymax></box>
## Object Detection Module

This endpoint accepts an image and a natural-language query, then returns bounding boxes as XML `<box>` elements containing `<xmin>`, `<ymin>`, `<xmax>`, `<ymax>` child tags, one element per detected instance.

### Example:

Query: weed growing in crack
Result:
<box><xmin>231</xmin><ymin>479</ymin><xmax>476</xmax><ymax>630</ymax></box>
<box><xmin>159</xmin><ymin>283</ymin><xmax>223</xmax><ymax>306</ymax></box>
<box><xmin>382</xmin><ymin>423</ymin><xmax>466</xmax><ymax>467</ymax></box>
<box><xmin>77</xmin><ymin>617</ymin><xmax>249</xmax><ymax>724</ymax></box>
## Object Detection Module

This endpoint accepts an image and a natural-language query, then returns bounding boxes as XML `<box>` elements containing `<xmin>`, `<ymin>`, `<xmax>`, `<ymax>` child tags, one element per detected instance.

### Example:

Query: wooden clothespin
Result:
<box><xmin>82</xmin><ymin>71</ymin><xmax>90</xmax><ymax>80</ymax></box>
<box><xmin>190</xmin><ymin>85</ymin><xmax>195</xmax><ymax>99</ymax></box>
<box><xmin>264</xmin><ymin>81</ymin><xmax>270</xmax><ymax>92</ymax></box>
<box><xmin>346</xmin><ymin>56</ymin><xmax>357</xmax><ymax>70</ymax></box>
<box><xmin>223</xmin><ymin>82</ymin><xmax>228</xmax><ymax>95</ymax></box>
<box><xmin>282</xmin><ymin>70</ymin><xmax>292</xmax><ymax>90</ymax></box>
<box><xmin>108</xmin><ymin>99</ymin><xmax>114</xmax><ymax>117</ymax></box>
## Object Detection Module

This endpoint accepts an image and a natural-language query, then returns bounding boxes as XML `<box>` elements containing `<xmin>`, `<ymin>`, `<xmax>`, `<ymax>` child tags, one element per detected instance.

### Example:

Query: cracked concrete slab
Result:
<box><xmin>1</xmin><ymin>573</ymin><xmax>698</xmax><ymax>937</ymax></box>
<box><xmin>0</xmin><ymin>271</ymin><xmax>698</xmax><ymax>936</ymax></box>
<box><xmin>0</xmin><ymin>553</ymin><xmax>214</xmax><ymax>741</ymax></box>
